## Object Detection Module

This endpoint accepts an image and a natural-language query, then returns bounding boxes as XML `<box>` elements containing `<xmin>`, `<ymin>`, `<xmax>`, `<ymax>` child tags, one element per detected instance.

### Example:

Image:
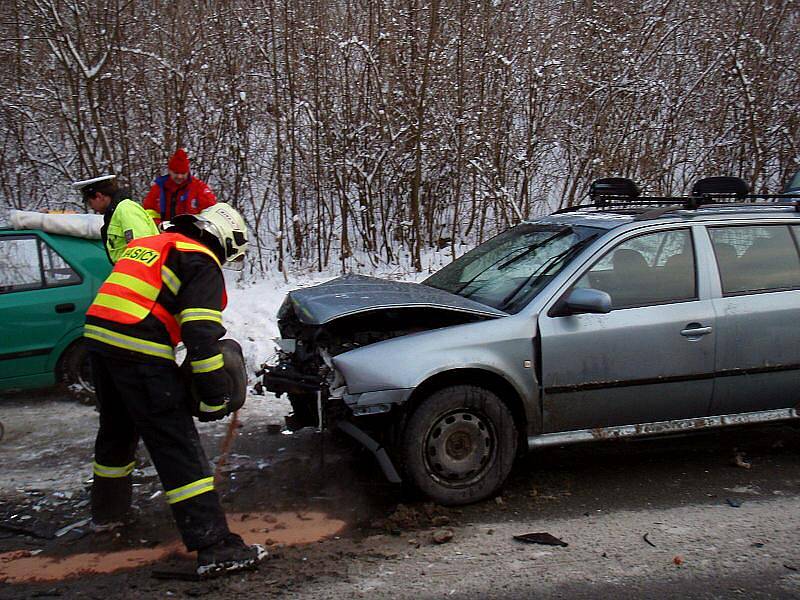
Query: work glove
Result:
<box><xmin>197</xmin><ymin>395</ymin><xmax>231</xmax><ymax>422</ymax></box>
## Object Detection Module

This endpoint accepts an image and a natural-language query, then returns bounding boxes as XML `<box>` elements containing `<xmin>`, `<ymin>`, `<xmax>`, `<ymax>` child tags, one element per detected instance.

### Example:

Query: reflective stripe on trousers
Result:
<box><xmin>166</xmin><ymin>476</ymin><xmax>215</xmax><ymax>504</ymax></box>
<box><xmin>93</xmin><ymin>460</ymin><xmax>135</xmax><ymax>478</ymax></box>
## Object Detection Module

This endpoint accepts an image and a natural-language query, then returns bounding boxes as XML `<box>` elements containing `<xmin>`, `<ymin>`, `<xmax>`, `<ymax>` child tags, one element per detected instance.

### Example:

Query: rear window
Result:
<box><xmin>709</xmin><ymin>225</ymin><xmax>800</xmax><ymax>294</ymax></box>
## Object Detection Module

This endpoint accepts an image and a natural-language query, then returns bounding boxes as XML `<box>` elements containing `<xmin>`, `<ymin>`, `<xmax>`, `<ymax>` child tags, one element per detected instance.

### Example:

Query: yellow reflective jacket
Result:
<box><xmin>102</xmin><ymin>194</ymin><xmax>159</xmax><ymax>263</ymax></box>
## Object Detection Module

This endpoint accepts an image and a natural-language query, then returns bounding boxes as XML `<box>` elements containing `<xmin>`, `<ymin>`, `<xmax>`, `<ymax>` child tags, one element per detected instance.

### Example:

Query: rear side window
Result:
<box><xmin>42</xmin><ymin>242</ymin><xmax>82</xmax><ymax>286</ymax></box>
<box><xmin>710</xmin><ymin>225</ymin><xmax>800</xmax><ymax>294</ymax></box>
<box><xmin>0</xmin><ymin>237</ymin><xmax>42</xmax><ymax>293</ymax></box>
<box><xmin>0</xmin><ymin>236</ymin><xmax>81</xmax><ymax>294</ymax></box>
<box><xmin>575</xmin><ymin>228</ymin><xmax>696</xmax><ymax>309</ymax></box>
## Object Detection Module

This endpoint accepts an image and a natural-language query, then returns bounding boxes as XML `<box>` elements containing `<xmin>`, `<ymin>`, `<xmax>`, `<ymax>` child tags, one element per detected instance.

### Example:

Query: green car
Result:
<box><xmin>0</xmin><ymin>228</ymin><xmax>111</xmax><ymax>399</ymax></box>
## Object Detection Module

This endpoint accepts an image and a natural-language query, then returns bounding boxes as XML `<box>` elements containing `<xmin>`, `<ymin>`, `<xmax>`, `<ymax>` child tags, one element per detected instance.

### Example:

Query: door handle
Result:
<box><xmin>55</xmin><ymin>303</ymin><xmax>75</xmax><ymax>313</ymax></box>
<box><xmin>680</xmin><ymin>324</ymin><xmax>712</xmax><ymax>337</ymax></box>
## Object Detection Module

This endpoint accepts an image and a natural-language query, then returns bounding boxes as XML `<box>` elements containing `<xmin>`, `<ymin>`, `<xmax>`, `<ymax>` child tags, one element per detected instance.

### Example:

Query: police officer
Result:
<box><xmin>84</xmin><ymin>202</ymin><xmax>265</xmax><ymax>577</ymax></box>
<box><xmin>74</xmin><ymin>174</ymin><xmax>158</xmax><ymax>263</ymax></box>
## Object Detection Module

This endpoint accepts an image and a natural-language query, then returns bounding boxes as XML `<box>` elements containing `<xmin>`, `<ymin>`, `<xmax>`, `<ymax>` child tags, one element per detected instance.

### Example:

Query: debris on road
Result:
<box><xmin>55</xmin><ymin>517</ymin><xmax>91</xmax><ymax>538</ymax></box>
<box><xmin>673</xmin><ymin>555</ymin><xmax>684</xmax><ymax>566</ymax></box>
<box><xmin>726</xmin><ymin>498</ymin><xmax>742</xmax><ymax>508</ymax></box>
<box><xmin>732</xmin><ymin>450</ymin><xmax>751</xmax><ymax>470</ymax></box>
<box><xmin>643</xmin><ymin>532</ymin><xmax>656</xmax><ymax>548</ymax></box>
<box><xmin>371</xmin><ymin>503</ymin><xmax>453</xmax><ymax>533</ymax></box>
<box><xmin>432</xmin><ymin>529</ymin><xmax>454</xmax><ymax>544</ymax></box>
<box><xmin>0</xmin><ymin>520</ymin><xmax>56</xmax><ymax>540</ymax></box>
<box><xmin>513</xmin><ymin>532</ymin><xmax>568</xmax><ymax>547</ymax></box>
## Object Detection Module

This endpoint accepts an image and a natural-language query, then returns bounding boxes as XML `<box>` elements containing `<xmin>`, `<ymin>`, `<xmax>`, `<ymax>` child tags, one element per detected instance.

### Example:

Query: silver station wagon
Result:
<box><xmin>261</xmin><ymin>176</ymin><xmax>800</xmax><ymax>505</ymax></box>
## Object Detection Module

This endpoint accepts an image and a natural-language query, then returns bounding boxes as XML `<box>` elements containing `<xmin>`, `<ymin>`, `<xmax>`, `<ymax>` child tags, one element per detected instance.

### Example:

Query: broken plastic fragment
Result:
<box><xmin>513</xmin><ymin>532</ymin><xmax>568</xmax><ymax>547</ymax></box>
<box><xmin>55</xmin><ymin>517</ymin><xmax>91</xmax><ymax>537</ymax></box>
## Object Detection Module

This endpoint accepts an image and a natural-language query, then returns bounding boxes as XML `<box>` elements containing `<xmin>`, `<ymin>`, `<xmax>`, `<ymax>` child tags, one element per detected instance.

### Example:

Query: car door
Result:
<box><xmin>706</xmin><ymin>223</ymin><xmax>800</xmax><ymax>415</ymax></box>
<box><xmin>0</xmin><ymin>233</ymin><xmax>86</xmax><ymax>385</ymax></box>
<box><xmin>537</xmin><ymin>226</ymin><xmax>716</xmax><ymax>432</ymax></box>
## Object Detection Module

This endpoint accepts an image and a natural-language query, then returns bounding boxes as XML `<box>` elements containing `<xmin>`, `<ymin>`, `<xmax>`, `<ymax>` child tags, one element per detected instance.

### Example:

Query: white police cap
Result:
<box><xmin>72</xmin><ymin>174</ymin><xmax>116</xmax><ymax>191</ymax></box>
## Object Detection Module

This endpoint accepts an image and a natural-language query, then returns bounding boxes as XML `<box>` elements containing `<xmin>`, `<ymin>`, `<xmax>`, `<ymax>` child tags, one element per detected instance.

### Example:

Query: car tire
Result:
<box><xmin>400</xmin><ymin>384</ymin><xmax>517</xmax><ymax>506</ymax></box>
<box><xmin>58</xmin><ymin>340</ymin><xmax>95</xmax><ymax>404</ymax></box>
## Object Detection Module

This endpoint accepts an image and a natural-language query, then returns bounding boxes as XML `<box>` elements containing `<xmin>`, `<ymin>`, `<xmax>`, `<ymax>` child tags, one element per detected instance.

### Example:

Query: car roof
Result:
<box><xmin>534</xmin><ymin>203</ymin><xmax>800</xmax><ymax>231</ymax></box>
<box><xmin>533</xmin><ymin>176</ymin><xmax>800</xmax><ymax>230</ymax></box>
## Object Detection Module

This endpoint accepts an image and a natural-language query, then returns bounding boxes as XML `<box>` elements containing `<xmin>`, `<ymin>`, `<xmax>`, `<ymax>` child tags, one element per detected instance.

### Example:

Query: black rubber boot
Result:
<box><xmin>196</xmin><ymin>533</ymin><xmax>267</xmax><ymax>578</ymax></box>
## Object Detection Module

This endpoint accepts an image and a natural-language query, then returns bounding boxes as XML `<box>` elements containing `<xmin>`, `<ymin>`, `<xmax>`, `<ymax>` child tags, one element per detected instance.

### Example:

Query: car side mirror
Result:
<box><xmin>561</xmin><ymin>288</ymin><xmax>612</xmax><ymax>315</ymax></box>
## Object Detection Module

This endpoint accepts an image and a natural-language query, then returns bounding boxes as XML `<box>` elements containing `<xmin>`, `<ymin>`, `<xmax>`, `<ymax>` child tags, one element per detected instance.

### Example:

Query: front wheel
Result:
<box><xmin>400</xmin><ymin>385</ymin><xmax>517</xmax><ymax>505</ymax></box>
<box><xmin>58</xmin><ymin>340</ymin><xmax>95</xmax><ymax>404</ymax></box>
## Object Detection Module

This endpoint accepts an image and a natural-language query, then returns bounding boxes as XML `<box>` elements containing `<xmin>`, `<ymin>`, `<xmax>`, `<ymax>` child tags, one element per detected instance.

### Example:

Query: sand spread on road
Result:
<box><xmin>0</xmin><ymin>510</ymin><xmax>345</xmax><ymax>583</ymax></box>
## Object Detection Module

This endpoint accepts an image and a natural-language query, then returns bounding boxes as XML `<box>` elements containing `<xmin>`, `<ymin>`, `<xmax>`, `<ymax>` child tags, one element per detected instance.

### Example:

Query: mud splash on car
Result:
<box><xmin>0</xmin><ymin>510</ymin><xmax>345</xmax><ymax>583</ymax></box>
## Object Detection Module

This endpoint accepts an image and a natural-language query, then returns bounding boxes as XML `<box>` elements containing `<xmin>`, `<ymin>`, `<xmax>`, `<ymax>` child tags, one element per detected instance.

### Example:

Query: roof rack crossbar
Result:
<box><xmin>557</xmin><ymin>194</ymin><xmax>800</xmax><ymax>216</ymax></box>
<box><xmin>633</xmin><ymin>200</ymin><xmax>800</xmax><ymax>220</ymax></box>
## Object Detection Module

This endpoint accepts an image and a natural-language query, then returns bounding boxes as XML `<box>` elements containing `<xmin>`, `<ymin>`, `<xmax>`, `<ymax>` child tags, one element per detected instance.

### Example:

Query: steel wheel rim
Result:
<box><xmin>423</xmin><ymin>409</ymin><xmax>495</xmax><ymax>488</ymax></box>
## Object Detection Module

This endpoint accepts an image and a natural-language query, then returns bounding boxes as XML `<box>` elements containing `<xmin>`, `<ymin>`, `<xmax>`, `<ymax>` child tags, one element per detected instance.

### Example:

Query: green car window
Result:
<box><xmin>0</xmin><ymin>235</ymin><xmax>82</xmax><ymax>294</ymax></box>
<box><xmin>42</xmin><ymin>241</ymin><xmax>81</xmax><ymax>286</ymax></box>
<box><xmin>0</xmin><ymin>236</ymin><xmax>42</xmax><ymax>293</ymax></box>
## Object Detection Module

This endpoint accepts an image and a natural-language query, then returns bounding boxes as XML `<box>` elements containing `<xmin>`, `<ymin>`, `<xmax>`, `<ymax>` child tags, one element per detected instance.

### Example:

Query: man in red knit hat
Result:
<box><xmin>142</xmin><ymin>148</ymin><xmax>217</xmax><ymax>226</ymax></box>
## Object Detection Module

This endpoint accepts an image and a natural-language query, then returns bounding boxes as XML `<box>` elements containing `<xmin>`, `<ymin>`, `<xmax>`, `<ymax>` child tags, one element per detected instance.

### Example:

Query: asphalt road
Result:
<box><xmin>1</xmin><ymin>393</ymin><xmax>799</xmax><ymax>598</ymax></box>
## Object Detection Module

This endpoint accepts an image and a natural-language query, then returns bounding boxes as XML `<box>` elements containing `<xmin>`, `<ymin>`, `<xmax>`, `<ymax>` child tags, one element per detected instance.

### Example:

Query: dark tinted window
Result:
<box><xmin>575</xmin><ymin>229</ymin><xmax>696</xmax><ymax>309</ymax></box>
<box><xmin>710</xmin><ymin>225</ymin><xmax>800</xmax><ymax>294</ymax></box>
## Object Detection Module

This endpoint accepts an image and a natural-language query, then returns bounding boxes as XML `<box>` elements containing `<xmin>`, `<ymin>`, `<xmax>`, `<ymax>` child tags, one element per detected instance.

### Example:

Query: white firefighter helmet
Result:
<box><xmin>178</xmin><ymin>203</ymin><xmax>249</xmax><ymax>266</ymax></box>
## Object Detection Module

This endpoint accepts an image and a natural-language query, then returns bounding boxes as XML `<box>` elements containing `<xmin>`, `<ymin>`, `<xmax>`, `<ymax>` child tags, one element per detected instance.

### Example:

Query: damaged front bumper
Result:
<box><xmin>343</xmin><ymin>388</ymin><xmax>412</xmax><ymax>416</ymax></box>
<box><xmin>258</xmin><ymin>351</ymin><xmax>407</xmax><ymax>484</ymax></box>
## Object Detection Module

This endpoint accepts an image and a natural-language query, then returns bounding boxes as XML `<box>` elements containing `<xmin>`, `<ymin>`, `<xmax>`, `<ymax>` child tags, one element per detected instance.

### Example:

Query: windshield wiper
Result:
<box><xmin>495</xmin><ymin>229</ymin><xmax>570</xmax><ymax>271</ymax></box>
<box><xmin>449</xmin><ymin>228</ymin><xmax>569</xmax><ymax>296</ymax></box>
<box><xmin>498</xmin><ymin>234</ymin><xmax>598</xmax><ymax>309</ymax></box>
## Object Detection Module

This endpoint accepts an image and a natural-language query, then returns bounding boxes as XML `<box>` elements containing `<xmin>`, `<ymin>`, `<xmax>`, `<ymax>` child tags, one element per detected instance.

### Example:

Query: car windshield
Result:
<box><xmin>423</xmin><ymin>223</ymin><xmax>602</xmax><ymax>313</ymax></box>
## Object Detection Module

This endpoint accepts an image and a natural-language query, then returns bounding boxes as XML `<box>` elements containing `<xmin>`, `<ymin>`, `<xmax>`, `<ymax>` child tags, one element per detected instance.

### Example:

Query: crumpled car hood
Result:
<box><xmin>285</xmin><ymin>274</ymin><xmax>508</xmax><ymax>325</ymax></box>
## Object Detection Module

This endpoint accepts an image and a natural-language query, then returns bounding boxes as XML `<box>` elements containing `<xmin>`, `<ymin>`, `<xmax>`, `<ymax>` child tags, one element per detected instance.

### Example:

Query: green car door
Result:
<box><xmin>0</xmin><ymin>230</ymin><xmax>110</xmax><ymax>392</ymax></box>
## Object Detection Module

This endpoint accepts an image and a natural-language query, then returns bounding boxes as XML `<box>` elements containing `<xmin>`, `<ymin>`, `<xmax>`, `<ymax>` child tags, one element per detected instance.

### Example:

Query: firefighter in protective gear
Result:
<box><xmin>74</xmin><ymin>174</ymin><xmax>158</xmax><ymax>263</ymax></box>
<box><xmin>84</xmin><ymin>202</ymin><xmax>264</xmax><ymax>576</ymax></box>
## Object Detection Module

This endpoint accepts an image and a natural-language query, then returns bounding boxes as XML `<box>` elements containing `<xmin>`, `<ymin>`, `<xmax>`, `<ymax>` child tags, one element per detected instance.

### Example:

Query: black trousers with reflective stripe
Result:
<box><xmin>90</xmin><ymin>351</ymin><xmax>230</xmax><ymax>550</ymax></box>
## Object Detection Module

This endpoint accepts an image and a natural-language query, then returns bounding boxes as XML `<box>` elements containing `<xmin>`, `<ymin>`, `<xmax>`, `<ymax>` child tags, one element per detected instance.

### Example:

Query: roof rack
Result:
<box><xmin>555</xmin><ymin>176</ymin><xmax>800</xmax><ymax>219</ymax></box>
